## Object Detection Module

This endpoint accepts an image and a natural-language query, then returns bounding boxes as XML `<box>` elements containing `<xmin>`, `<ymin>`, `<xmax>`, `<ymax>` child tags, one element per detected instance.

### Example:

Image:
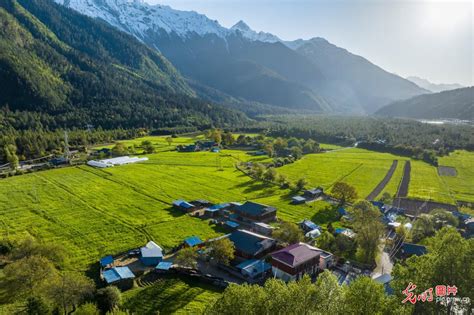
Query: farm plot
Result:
<box><xmin>123</xmin><ymin>276</ymin><xmax>222</xmax><ymax>315</ymax></box>
<box><xmin>278</xmin><ymin>148</ymin><xmax>404</xmax><ymax>198</ymax></box>
<box><xmin>437</xmin><ymin>150</ymin><xmax>474</xmax><ymax>203</ymax></box>
<box><xmin>408</xmin><ymin>160</ymin><xmax>455</xmax><ymax>204</ymax></box>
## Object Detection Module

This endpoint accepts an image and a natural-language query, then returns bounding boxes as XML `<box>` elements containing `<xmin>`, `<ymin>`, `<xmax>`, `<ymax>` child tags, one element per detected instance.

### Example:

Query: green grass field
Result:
<box><xmin>278</xmin><ymin>148</ymin><xmax>407</xmax><ymax>199</ymax></box>
<box><xmin>408</xmin><ymin>160</ymin><xmax>456</xmax><ymax>204</ymax></box>
<box><xmin>123</xmin><ymin>276</ymin><xmax>222</xmax><ymax>315</ymax></box>
<box><xmin>437</xmin><ymin>150</ymin><xmax>474</xmax><ymax>203</ymax></box>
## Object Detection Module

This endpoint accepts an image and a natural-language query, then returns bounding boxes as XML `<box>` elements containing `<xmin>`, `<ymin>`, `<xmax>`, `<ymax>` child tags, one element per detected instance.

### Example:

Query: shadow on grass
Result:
<box><xmin>162</xmin><ymin>206</ymin><xmax>186</xmax><ymax>218</ymax></box>
<box><xmin>85</xmin><ymin>261</ymin><xmax>104</xmax><ymax>289</ymax></box>
<box><xmin>311</xmin><ymin>205</ymin><xmax>339</xmax><ymax>225</ymax></box>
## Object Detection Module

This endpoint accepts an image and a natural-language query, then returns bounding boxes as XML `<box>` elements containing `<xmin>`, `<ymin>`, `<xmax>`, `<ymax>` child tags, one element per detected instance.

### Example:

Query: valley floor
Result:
<box><xmin>0</xmin><ymin>135</ymin><xmax>472</xmax><ymax>313</ymax></box>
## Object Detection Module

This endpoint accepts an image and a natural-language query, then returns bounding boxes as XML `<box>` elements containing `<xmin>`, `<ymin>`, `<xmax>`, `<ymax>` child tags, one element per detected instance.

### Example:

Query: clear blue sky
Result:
<box><xmin>147</xmin><ymin>0</ymin><xmax>473</xmax><ymax>86</ymax></box>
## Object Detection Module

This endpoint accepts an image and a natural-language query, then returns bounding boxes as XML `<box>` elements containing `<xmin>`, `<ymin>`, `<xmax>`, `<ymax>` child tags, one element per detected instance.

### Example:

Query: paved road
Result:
<box><xmin>372</xmin><ymin>241</ymin><xmax>394</xmax><ymax>278</ymax></box>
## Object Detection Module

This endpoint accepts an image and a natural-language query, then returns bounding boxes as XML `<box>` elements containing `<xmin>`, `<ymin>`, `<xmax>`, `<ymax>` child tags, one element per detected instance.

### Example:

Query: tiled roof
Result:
<box><xmin>271</xmin><ymin>243</ymin><xmax>320</xmax><ymax>267</ymax></box>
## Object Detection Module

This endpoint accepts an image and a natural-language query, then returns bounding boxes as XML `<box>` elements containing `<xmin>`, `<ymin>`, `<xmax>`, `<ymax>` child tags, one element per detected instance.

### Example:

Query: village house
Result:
<box><xmin>232</xmin><ymin>201</ymin><xmax>277</xmax><ymax>223</ymax></box>
<box><xmin>335</xmin><ymin>228</ymin><xmax>356</xmax><ymax>238</ymax></box>
<box><xmin>225</xmin><ymin>220</ymin><xmax>240</xmax><ymax>230</ymax></box>
<box><xmin>228</xmin><ymin>229</ymin><xmax>277</xmax><ymax>259</ymax></box>
<box><xmin>190</xmin><ymin>200</ymin><xmax>213</xmax><ymax>210</ymax></box>
<box><xmin>291</xmin><ymin>196</ymin><xmax>306</xmax><ymax>204</ymax></box>
<box><xmin>99</xmin><ymin>255</ymin><xmax>114</xmax><ymax>268</ymax></box>
<box><xmin>303</xmin><ymin>187</ymin><xmax>323</xmax><ymax>200</ymax></box>
<box><xmin>184</xmin><ymin>236</ymin><xmax>203</xmax><ymax>248</ymax></box>
<box><xmin>140</xmin><ymin>241</ymin><xmax>163</xmax><ymax>266</ymax></box>
<box><xmin>270</xmin><ymin>243</ymin><xmax>324</xmax><ymax>282</ymax></box>
<box><xmin>205</xmin><ymin>203</ymin><xmax>229</xmax><ymax>218</ymax></box>
<box><xmin>299</xmin><ymin>219</ymin><xmax>321</xmax><ymax>234</ymax></box>
<box><xmin>465</xmin><ymin>218</ymin><xmax>474</xmax><ymax>237</ymax></box>
<box><xmin>236</xmin><ymin>259</ymin><xmax>272</xmax><ymax>280</ymax></box>
<box><xmin>252</xmin><ymin>222</ymin><xmax>274</xmax><ymax>236</ymax></box>
<box><xmin>173</xmin><ymin>199</ymin><xmax>196</xmax><ymax>212</ymax></box>
<box><xmin>102</xmin><ymin>266</ymin><xmax>135</xmax><ymax>289</ymax></box>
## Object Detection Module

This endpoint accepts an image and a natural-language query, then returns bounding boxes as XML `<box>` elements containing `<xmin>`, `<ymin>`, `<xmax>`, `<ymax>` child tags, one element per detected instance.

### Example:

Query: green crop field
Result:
<box><xmin>437</xmin><ymin>151</ymin><xmax>474</xmax><ymax>203</ymax></box>
<box><xmin>408</xmin><ymin>160</ymin><xmax>456</xmax><ymax>204</ymax></box>
<box><xmin>278</xmin><ymin>148</ymin><xmax>408</xmax><ymax>199</ymax></box>
<box><xmin>407</xmin><ymin>151</ymin><xmax>474</xmax><ymax>205</ymax></box>
<box><xmin>123</xmin><ymin>276</ymin><xmax>222</xmax><ymax>315</ymax></box>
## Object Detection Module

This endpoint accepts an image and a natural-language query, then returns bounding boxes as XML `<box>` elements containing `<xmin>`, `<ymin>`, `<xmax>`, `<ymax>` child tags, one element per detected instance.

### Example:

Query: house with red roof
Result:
<box><xmin>270</xmin><ymin>243</ymin><xmax>333</xmax><ymax>281</ymax></box>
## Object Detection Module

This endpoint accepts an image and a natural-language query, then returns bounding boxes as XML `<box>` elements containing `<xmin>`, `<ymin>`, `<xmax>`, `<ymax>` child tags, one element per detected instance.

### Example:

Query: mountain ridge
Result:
<box><xmin>376</xmin><ymin>87</ymin><xmax>474</xmax><ymax>120</ymax></box>
<box><xmin>54</xmin><ymin>0</ymin><xmax>429</xmax><ymax>114</ymax></box>
<box><xmin>406</xmin><ymin>76</ymin><xmax>464</xmax><ymax>93</ymax></box>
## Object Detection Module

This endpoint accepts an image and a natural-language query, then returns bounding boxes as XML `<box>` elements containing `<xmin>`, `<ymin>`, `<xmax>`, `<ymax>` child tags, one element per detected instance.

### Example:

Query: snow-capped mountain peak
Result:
<box><xmin>231</xmin><ymin>20</ymin><xmax>251</xmax><ymax>31</ymax></box>
<box><xmin>55</xmin><ymin>1</ymin><xmax>284</xmax><ymax>44</ymax></box>
<box><xmin>54</xmin><ymin>0</ymin><xmax>229</xmax><ymax>40</ymax></box>
<box><xmin>231</xmin><ymin>20</ymin><xmax>281</xmax><ymax>43</ymax></box>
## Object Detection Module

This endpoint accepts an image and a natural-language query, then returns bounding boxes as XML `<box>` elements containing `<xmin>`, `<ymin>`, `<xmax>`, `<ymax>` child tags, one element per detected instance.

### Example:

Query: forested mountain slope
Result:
<box><xmin>0</xmin><ymin>0</ymin><xmax>247</xmax><ymax>130</ymax></box>
<box><xmin>376</xmin><ymin>87</ymin><xmax>474</xmax><ymax>120</ymax></box>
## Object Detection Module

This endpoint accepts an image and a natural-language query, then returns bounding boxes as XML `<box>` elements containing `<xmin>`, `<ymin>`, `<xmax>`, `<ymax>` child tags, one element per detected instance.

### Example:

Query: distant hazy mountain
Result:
<box><xmin>55</xmin><ymin>0</ymin><xmax>428</xmax><ymax>114</ymax></box>
<box><xmin>290</xmin><ymin>38</ymin><xmax>429</xmax><ymax>113</ymax></box>
<box><xmin>376</xmin><ymin>87</ymin><xmax>474</xmax><ymax>120</ymax></box>
<box><xmin>406</xmin><ymin>76</ymin><xmax>464</xmax><ymax>93</ymax></box>
<box><xmin>0</xmin><ymin>0</ymin><xmax>247</xmax><ymax>129</ymax></box>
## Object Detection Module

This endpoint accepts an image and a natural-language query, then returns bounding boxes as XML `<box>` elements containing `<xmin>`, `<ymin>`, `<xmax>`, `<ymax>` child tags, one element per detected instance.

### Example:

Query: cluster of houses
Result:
<box><xmin>99</xmin><ymin>240</ymin><xmax>163</xmax><ymax>289</ymax></box>
<box><xmin>173</xmin><ymin>198</ymin><xmax>335</xmax><ymax>282</ymax></box>
<box><xmin>100</xmin><ymin>196</ymin><xmax>472</xmax><ymax>292</ymax></box>
<box><xmin>176</xmin><ymin>140</ymin><xmax>220</xmax><ymax>153</ymax></box>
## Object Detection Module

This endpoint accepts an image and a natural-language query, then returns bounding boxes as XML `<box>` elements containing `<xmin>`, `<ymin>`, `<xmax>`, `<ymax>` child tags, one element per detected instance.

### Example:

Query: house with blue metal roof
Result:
<box><xmin>205</xmin><ymin>203</ymin><xmax>229</xmax><ymax>217</ymax></box>
<box><xmin>140</xmin><ymin>241</ymin><xmax>163</xmax><ymax>266</ymax></box>
<box><xmin>100</xmin><ymin>255</ymin><xmax>114</xmax><ymax>268</ymax></box>
<box><xmin>335</xmin><ymin>228</ymin><xmax>356</xmax><ymax>238</ymax></box>
<box><xmin>184</xmin><ymin>236</ymin><xmax>203</xmax><ymax>248</ymax></box>
<box><xmin>173</xmin><ymin>200</ymin><xmax>196</xmax><ymax>212</ymax></box>
<box><xmin>338</xmin><ymin>207</ymin><xmax>347</xmax><ymax>216</ymax></box>
<box><xmin>102</xmin><ymin>266</ymin><xmax>135</xmax><ymax>289</ymax></box>
<box><xmin>236</xmin><ymin>259</ymin><xmax>271</xmax><ymax>279</ymax></box>
<box><xmin>233</xmin><ymin>201</ymin><xmax>277</xmax><ymax>223</ymax></box>
<box><xmin>156</xmin><ymin>261</ymin><xmax>173</xmax><ymax>271</ymax></box>
<box><xmin>229</xmin><ymin>229</ymin><xmax>276</xmax><ymax>259</ymax></box>
<box><xmin>225</xmin><ymin>221</ymin><xmax>240</xmax><ymax>230</ymax></box>
<box><xmin>299</xmin><ymin>219</ymin><xmax>320</xmax><ymax>233</ymax></box>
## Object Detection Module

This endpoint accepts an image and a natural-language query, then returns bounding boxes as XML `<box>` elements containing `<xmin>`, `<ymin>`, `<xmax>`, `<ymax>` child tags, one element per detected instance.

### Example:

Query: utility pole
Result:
<box><xmin>64</xmin><ymin>130</ymin><xmax>70</xmax><ymax>161</ymax></box>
